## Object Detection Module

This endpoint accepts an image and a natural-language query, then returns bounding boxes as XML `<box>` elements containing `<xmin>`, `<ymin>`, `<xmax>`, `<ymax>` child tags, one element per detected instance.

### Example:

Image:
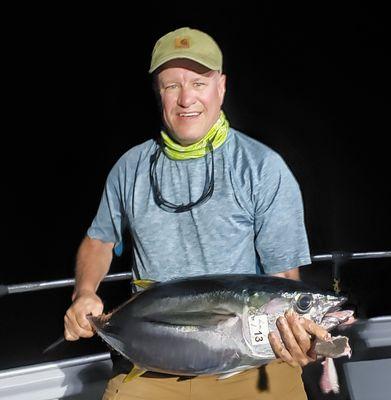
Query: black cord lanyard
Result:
<box><xmin>149</xmin><ymin>141</ymin><xmax>215</xmax><ymax>213</ymax></box>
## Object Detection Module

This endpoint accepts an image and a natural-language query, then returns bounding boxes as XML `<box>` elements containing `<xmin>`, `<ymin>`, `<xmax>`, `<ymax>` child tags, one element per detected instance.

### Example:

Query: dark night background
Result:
<box><xmin>1</xmin><ymin>3</ymin><xmax>390</xmax><ymax>399</ymax></box>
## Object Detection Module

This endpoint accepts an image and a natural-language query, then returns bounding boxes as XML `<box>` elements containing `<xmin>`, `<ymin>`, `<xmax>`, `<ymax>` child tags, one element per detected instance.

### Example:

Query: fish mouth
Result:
<box><xmin>318</xmin><ymin>295</ymin><xmax>355</xmax><ymax>329</ymax></box>
<box><xmin>321</xmin><ymin>309</ymin><xmax>355</xmax><ymax>330</ymax></box>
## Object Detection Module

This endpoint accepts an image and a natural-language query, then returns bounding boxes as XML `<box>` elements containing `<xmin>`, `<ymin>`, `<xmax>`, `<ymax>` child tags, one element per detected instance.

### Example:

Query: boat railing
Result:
<box><xmin>1</xmin><ymin>251</ymin><xmax>390</xmax><ymax>296</ymax></box>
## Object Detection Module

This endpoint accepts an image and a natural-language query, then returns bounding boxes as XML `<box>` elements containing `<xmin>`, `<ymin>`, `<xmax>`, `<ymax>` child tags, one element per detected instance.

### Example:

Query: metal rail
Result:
<box><xmin>0</xmin><ymin>251</ymin><xmax>390</xmax><ymax>297</ymax></box>
<box><xmin>0</xmin><ymin>272</ymin><xmax>133</xmax><ymax>297</ymax></box>
<box><xmin>311</xmin><ymin>251</ymin><xmax>391</xmax><ymax>262</ymax></box>
<box><xmin>0</xmin><ymin>352</ymin><xmax>111</xmax><ymax>379</ymax></box>
<box><xmin>311</xmin><ymin>250</ymin><xmax>391</xmax><ymax>294</ymax></box>
<box><xmin>0</xmin><ymin>352</ymin><xmax>112</xmax><ymax>399</ymax></box>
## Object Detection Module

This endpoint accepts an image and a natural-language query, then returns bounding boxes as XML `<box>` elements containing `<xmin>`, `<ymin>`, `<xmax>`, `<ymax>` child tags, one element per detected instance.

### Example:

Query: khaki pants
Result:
<box><xmin>102</xmin><ymin>360</ymin><xmax>307</xmax><ymax>400</ymax></box>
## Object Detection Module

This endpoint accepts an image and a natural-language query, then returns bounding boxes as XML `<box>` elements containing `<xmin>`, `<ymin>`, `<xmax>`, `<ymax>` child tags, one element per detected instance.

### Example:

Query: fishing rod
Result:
<box><xmin>0</xmin><ymin>251</ymin><xmax>390</xmax><ymax>297</ymax></box>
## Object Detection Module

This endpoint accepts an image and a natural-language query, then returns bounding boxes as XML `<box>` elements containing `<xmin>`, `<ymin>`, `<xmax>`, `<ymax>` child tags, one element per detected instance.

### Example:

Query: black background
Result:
<box><xmin>1</xmin><ymin>4</ymin><xmax>390</xmax><ymax>398</ymax></box>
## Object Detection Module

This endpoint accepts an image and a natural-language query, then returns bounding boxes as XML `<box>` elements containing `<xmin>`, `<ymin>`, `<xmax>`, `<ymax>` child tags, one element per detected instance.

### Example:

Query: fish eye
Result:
<box><xmin>294</xmin><ymin>294</ymin><xmax>313</xmax><ymax>314</ymax></box>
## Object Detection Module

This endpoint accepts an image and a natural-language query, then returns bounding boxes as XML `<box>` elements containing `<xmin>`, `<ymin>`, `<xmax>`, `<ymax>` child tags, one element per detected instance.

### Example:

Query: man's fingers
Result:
<box><xmin>276</xmin><ymin>316</ymin><xmax>311</xmax><ymax>366</ymax></box>
<box><xmin>64</xmin><ymin>330</ymin><xmax>79</xmax><ymax>341</ymax></box>
<box><xmin>92</xmin><ymin>301</ymin><xmax>104</xmax><ymax>316</ymax></box>
<box><xmin>63</xmin><ymin>292</ymin><xmax>104</xmax><ymax>342</ymax></box>
<box><xmin>299</xmin><ymin>316</ymin><xmax>331</xmax><ymax>342</ymax></box>
<box><xmin>64</xmin><ymin>293</ymin><xmax>104</xmax><ymax>339</ymax></box>
<box><xmin>270</xmin><ymin>310</ymin><xmax>332</xmax><ymax>367</ymax></box>
<box><xmin>64</xmin><ymin>312</ymin><xmax>94</xmax><ymax>340</ymax></box>
<box><xmin>268</xmin><ymin>331</ymin><xmax>298</xmax><ymax>367</ymax></box>
<box><xmin>285</xmin><ymin>311</ymin><xmax>312</xmax><ymax>355</ymax></box>
<box><xmin>75</xmin><ymin>312</ymin><xmax>93</xmax><ymax>331</ymax></box>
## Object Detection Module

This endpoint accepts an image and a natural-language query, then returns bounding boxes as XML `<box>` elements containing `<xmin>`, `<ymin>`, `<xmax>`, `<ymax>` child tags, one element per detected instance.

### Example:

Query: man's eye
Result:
<box><xmin>194</xmin><ymin>82</ymin><xmax>205</xmax><ymax>88</ymax></box>
<box><xmin>166</xmin><ymin>84</ymin><xmax>178</xmax><ymax>90</ymax></box>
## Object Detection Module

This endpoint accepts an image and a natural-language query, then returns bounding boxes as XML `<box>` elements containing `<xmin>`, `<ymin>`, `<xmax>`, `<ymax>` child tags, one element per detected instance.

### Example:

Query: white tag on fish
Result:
<box><xmin>248</xmin><ymin>314</ymin><xmax>269</xmax><ymax>345</ymax></box>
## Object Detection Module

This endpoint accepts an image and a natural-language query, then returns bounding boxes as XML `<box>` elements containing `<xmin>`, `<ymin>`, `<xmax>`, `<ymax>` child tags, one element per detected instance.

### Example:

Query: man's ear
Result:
<box><xmin>218</xmin><ymin>73</ymin><xmax>226</xmax><ymax>105</ymax></box>
<box><xmin>152</xmin><ymin>75</ymin><xmax>162</xmax><ymax>109</ymax></box>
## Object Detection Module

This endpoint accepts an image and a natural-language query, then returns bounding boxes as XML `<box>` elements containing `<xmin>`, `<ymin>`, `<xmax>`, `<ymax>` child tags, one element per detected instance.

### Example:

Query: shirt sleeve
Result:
<box><xmin>86</xmin><ymin>162</ymin><xmax>127</xmax><ymax>247</ymax></box>
<box><xmin>253</xmin><ymin>153</ymin><xmax>311</xmax><ymax>274</ymax></box>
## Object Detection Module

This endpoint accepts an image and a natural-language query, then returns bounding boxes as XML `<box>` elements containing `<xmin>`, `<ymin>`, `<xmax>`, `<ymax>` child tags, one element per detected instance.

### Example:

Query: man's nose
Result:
<box><xmin>177</xmin><ymin>87</ymin><xmax>196</xmax><ymax>108</ymax></box>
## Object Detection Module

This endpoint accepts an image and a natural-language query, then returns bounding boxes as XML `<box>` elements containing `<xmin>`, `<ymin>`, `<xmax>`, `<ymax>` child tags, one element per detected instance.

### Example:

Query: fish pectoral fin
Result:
<box><xmin>132</xmin><ymin>279</ymin><xmax>157</xmax><ymax>290</ymax></box>
<box><xmin>122</xmin><ymin>365</ymin><xmax>147</xmax><ymax>383</ymax></box>
<box><xmin>147</xmin><ymin>311</ymin><xmax>237</xmax><ymax>327</ymax></box>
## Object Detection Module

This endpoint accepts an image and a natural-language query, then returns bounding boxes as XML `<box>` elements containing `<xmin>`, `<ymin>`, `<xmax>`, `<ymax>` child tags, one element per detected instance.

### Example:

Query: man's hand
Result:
<box><xmin>269</xmin><ymin>309</ymin><xmax>331</xmax><ymax>367</ymax></box>
<box><xmin>64</xmin><ymin>290</ymin><xmax>104</xmax><ymax>341</ymax></box>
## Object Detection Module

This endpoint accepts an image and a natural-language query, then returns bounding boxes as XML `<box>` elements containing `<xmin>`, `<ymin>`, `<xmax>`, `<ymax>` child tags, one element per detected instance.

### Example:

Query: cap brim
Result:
<box><xmin>149</xmin><ymin>53</ymin><xmax>221</xmax><ymax>73</ymax></box>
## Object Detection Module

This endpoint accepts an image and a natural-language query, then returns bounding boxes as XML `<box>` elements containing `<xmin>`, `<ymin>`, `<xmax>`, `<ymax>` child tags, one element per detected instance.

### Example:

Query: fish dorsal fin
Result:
<box><xmin>122</xmin><ymin>365</ymin><xmax>147</xmax><ymax>383</ymax></box>
<box><xmin>132</xmin><ymin>279</ymin><xmax>157</xmax><ymax>290</ymax></box>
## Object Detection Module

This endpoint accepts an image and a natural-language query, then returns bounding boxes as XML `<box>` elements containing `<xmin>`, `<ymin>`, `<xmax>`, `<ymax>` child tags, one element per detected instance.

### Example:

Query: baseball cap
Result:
<box><xmin>149</xmin><ymin>27</ymin><xmax>223</xmax><ymax>73</ymax></box>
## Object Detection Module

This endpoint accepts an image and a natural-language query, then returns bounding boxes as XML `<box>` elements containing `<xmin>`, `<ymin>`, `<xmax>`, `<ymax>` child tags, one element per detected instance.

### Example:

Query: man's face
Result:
<box><xmin>156</xmin><ymin>59</ymin><xmax>226</xmax><ymax>146</ymax></box>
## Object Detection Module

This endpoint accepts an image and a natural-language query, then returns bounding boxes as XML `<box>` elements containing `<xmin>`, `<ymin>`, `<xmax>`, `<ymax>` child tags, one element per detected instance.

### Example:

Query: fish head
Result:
<box><xmin>290</xmin><ymin>291</ymin><xmax>349</xmax><ymax>328</ymax></box>
<box><xmin>248</xmin><ymin>288</ymin><xmax>350</xmax><ymax>330</ymax></box>
<box><xmin>243</xmin><ymin>286</ymin><xmax>350</xmax><ymax>354</ymax></box>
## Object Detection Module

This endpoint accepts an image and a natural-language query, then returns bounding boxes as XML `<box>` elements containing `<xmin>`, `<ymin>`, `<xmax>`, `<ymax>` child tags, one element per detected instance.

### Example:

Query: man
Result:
<box><xmin>65</xmin><ymin>27</ymin><xmax>329</xmax><ymax>399</ymax></box>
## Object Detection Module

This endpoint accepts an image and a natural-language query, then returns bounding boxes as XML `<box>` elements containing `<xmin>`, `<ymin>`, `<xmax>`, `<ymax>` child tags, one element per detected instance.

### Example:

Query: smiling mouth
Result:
<box><xmin>178</xmin><ymin>112</ymin><xmax>201</xmax><ymax>118</ymax></box>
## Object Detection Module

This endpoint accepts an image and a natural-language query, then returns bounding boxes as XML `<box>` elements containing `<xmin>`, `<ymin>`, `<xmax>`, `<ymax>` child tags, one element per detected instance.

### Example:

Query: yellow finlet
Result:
<box><xmin>122</xmin><ymin>365</ymin><xmax>147</xmax><ymax>383</ymax></box>
<box><xmin>132</xmin><ymin>279</ymin><xmax>157</xmax><ymax>289</ymax></box>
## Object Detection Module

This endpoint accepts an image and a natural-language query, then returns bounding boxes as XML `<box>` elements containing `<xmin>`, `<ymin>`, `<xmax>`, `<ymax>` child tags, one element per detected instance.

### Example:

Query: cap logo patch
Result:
<box><xmin>174</xmin><ymin>36</ymin><xmax>190</xmax><ymax>49</ymax></box>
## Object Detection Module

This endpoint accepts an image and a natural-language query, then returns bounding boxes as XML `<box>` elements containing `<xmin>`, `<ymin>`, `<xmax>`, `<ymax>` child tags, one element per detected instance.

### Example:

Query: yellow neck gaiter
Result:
<box><xmin>160</xmin><ymin>112</ymin><xmax>229</xmax><ymax>160</ymax></box>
